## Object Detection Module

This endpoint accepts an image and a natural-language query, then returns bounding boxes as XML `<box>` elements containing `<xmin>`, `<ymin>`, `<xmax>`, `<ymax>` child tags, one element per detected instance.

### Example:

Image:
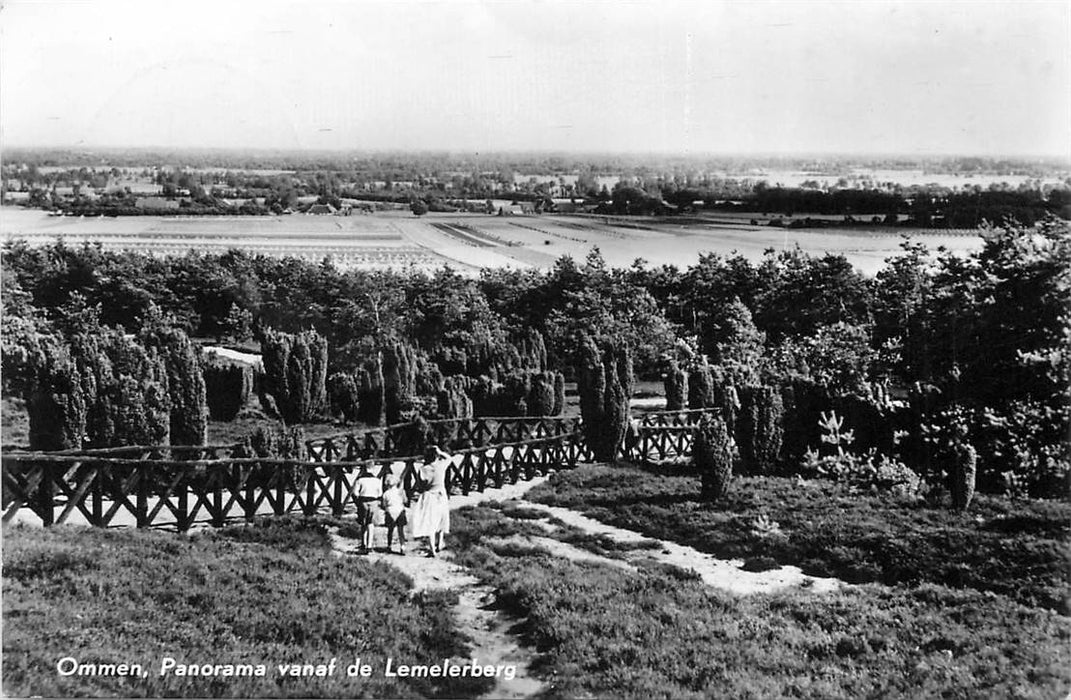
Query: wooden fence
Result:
<box><xmin>2</xmin><ymin>408</ymin><xmax>719</xmax><ymax>531</ymax></box>
<box><xmin>2</xmin><ymin>434</ymin><xmax>586</xmax><ymax>531</ymax></box>
<box><xmin>304</xmin><ymin>415</ymin><xmax>581</xmax><ymax>462</ymax></box>
<box><xmin>626</xmin><ymin>426</ymin><xmax>698</xmax><ymax>463</ymax></box>
<box><xmin>638</xmin><ymin>408</ymin><xmax>720</xmax><ymax>428</ymax></box>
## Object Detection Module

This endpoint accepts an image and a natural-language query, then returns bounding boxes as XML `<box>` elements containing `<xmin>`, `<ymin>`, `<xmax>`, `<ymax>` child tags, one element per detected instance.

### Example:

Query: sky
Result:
<box><xmin>1</xmin><ymin>0</ymin><xmax>1068</xmax><ymax>157</ymax></box>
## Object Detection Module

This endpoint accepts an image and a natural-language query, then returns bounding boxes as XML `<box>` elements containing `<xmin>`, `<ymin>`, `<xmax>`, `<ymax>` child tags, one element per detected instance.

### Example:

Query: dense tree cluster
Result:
<box><xmin>2</xmin><ymin>218</ymin><xmax>1067</xmax><ymax>495</ymax></box>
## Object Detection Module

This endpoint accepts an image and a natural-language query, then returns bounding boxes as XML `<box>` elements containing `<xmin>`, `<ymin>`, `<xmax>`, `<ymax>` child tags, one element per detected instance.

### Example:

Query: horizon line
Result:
<box><xmin>3</xmin><ymin>145</ymin><xmax>1070</xmax><ymax>164</ymax></box>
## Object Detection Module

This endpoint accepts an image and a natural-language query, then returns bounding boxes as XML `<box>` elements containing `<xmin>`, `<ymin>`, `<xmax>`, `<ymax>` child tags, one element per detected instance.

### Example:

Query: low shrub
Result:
<box><xmin>693</xmin><ymin>416</ymin><xmax>733</xmax><ymax>501</ymax></box>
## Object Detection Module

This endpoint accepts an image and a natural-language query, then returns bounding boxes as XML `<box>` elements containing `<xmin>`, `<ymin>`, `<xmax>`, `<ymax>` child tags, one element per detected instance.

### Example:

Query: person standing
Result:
<box><xmin>381</xmin><ymin>472</ymin><xmax>408</xmax><ymax>555</ymax></box>
<box><xmin>354</xmin><ymin>465</ymin><xmax>383</xmax><ymax>553</ymax></box>
<box><xmin>410</xmin><ymin>445</ymin><xmax>451</xmax><ymax>557</ymax></box>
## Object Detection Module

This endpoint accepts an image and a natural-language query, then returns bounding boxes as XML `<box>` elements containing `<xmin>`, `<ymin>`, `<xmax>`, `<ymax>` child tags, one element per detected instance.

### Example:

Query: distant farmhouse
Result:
<box><xmin>135</xmin><ymin>197</ymin><xmax>182</xmax><ymax>210</ymax></box>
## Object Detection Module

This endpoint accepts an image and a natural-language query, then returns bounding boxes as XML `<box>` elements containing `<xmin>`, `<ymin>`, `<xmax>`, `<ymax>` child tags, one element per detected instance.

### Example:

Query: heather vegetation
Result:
<box><xmin>444</xmin><ymin>501</ymin><xmax>1071</xmax><ymax>698</ymax></box>
<box><xmin>2</xmin><ymin>520</ymin><xmax>494</xmax><ymax>698</ymax></box>
<box><xmin>528</xmin><ymin>465</ymin><xmax>1071</xmax><ymax>613</ymax></box>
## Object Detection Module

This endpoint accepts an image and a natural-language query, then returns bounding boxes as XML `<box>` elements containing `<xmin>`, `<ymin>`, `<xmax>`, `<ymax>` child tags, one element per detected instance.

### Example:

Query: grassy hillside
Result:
<box><xmin>2</xmin><ymin>520</ymin><xmax>493</xmax><ymax>698</ymax></box>
<box><xmin>528</xmin><ymin>465</ymin><xmax>1071</xmax><ymax>613</ymax></box>
<box><xmin>446</xmin><ymin>501</ymin><xmax>1071</xmax><ymax>698</ymax></box>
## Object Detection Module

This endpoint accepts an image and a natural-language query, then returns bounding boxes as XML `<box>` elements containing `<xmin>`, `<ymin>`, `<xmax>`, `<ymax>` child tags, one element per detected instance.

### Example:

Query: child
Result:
<box><xmin>381</xmin><ymin>472</ymin><xmax>408</xmax><ymax>555</ymax></box>
<box><xmin>354</xmin><ymin>466</ymin><xmax>383</xmax><ymax>553</ymax></box>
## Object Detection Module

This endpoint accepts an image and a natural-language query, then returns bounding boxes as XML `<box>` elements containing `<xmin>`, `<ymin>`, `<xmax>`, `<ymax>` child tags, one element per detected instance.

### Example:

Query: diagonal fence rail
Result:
<box><xmin>304</xmin><ymin>415</ymin><xmax>582</xmax><ymax>463</ymax></box>
<box><xmin>1</xmin><ymin>409</ymin><xmax>715</xmax><ymax>531</ymax></box>
<box><xmin>2</xmin><ymin>434</ymin><xmax>589</xmax><ymax>531</ymax></box>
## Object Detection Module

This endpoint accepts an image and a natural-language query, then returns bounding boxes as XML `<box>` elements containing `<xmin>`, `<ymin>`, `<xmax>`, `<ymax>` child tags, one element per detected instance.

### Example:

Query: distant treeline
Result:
<box><xmin>6</xmin><ymin>149</ymin><xmax>1070</xmax><ymax>227</ymax></box>
<box><xmin>6</xmin><ymin>147</ymin><xmax>1069</xmax><ymax>179</ymax></box>
<box><xmin>607</xmin><ymin>183</ymin><xmax>1071</xmax><ymax>227</ymax></box>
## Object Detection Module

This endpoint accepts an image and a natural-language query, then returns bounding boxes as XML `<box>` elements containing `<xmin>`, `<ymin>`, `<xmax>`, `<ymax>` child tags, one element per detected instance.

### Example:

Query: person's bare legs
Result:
<box><xmin>387</xmin><ymin>523</ymin><xmax>405</xmax><ymax>554</ymax></box>
<box><xmin>363</xmin><ymin>522</ymin><xmax>373</xmax><ymax>553</ymax></box>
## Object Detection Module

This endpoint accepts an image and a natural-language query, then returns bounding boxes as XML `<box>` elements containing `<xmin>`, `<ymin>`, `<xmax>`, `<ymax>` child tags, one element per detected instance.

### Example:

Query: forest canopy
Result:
<box><xmin>2</xmin><ymin>218</ymin><xmax>1068</xmax><ymax>497</ymax></box>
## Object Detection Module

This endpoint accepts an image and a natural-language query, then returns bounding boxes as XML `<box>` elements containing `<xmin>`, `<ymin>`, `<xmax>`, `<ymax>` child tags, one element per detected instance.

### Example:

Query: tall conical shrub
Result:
<box><xmin>260</xmin><ymin>328</ymin><xmax>328</xmax><ymax>424</ymax></box>
<box><xmin>502</xmin><ymin>371</ymin><xmax>531</xmax><ymax>416</ymax></box>
<box><xmin>664</xmin><ymin>360</ymin><xmax>688</xmax><ymax>411</ymax></box>
<box><xmin>688</xmin><ymin>359</ymin><xmax>714</xmax><ymax>409</ymax></box>
<box><xmin>204</xmin><ymin>361</ymin><xmax>253</xmax><ymax>421</ymax></box>
<box><xmin>711</xmin><ymin>376</ymin><xmax>740</xmax><ymax>435</ymax></box>
<box><xmin>951</xmin><ymin>442</ymin><xmax>977</xmax><ymax>511</ymax></box>
<box><xmin>289</xmin><ymin>338</ymin><xmax>313</xmax><ymax>421</ymax></box>
<box><xmin>142</xmin><ymin>327</ymin><xmax>207</xmax><ymax>445</ymax></box>
<box><xmin>27</xmin><ymin>340</ymin><xmax>86</xmax><ymax>451</ymax></box>
<box><xmin>577</xmin><ymin>337</ymin><xmax>632</xmax><ymax>463</ymax></box>
<box><xmin>356</xmin><ymin>354</ymin><xmax>385</xmax><ymax>426</ymax></box>
<box><xmin>469</xmin><ymin>375</ymin><xmax>500</xmax><ymax>416</ymax></box>
<box><xmin>383</xmin><ymin>342</ymin><xmax>420</xmax><ymax>424</ymax></box>
<box><xmin>527</xmin><ymin>371</ymin><xmax>556</xmax><ymax>416</ymax></box>
<box><xmin>70</xmin><ymin>330</ymin><xmax>170</xmax><ymax>448</ymax></box>
<box><xmin>552</xmin><ymin>371</ymin><xmax>566</xmax><ymax>416</ymax></box>
<box><xmin>737</xmin><ymin>385</ymin><xmax>784</xmax><ymax>474</ymax></box>
<box><xmin>327</xmin><ymin>372</ymin><xmax>361</xmax><ymax>423</ymax></box>
<box><xmin>694</xmin><ymin>416</ymin><xmax>733</xmax><ymax>501</ymax></box>
<box><xmin>437</xmin><ymin>376</ymin><xmax>474</xmax><ymax>419</ymax></box>
<box><xmin>515</xmin><ymin>328</ymin><xmax>548</xmax><ymax>371</ymax></box>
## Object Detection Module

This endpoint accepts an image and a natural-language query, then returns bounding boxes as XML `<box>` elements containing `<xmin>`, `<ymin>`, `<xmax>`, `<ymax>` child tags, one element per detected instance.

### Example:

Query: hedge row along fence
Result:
<box><xmin>2</xmin><ymin>408</ymin><xmax>728</xmax><ymax>530</ymax></box>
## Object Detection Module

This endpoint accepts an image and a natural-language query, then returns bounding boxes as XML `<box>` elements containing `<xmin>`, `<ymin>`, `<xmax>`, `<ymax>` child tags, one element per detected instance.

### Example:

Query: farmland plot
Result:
<box><xmin>1</xmin><ymin>206</ymin><xmax>985</xmax><ymax>275</ymax></box>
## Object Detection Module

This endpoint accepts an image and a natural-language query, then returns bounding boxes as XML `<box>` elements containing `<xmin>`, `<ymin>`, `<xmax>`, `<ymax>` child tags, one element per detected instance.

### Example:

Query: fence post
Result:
<box><xmin>91</xmin><ymin>462</ymin><xmax>104</xmax><ymax>526</ymax></box>
<box><xmin>332</xmin><ymin>466</ymin><xmax>345</xmax><ymax>517</ymax></box>
<box><xmin>177</xmin><ymin>468</ymin><xmax>190</xmax><ymax>531</ymax></box>
<box><xmin>136</xmin><ymin>464</ymin><xmax>149</xmax><ymax>528</ymax></box>
<box><xmin>304</xmin><ymin>465</ymin><xmax>317</xmax><ymax>517</ymax></box>
<box><xmin>212</xmin><ymin>464</ymin><xmax>226</xmax><ymax>527</ymax></box>
<box><xmin>244</xmin><ymin>464</ymin><xmax>257</xmax><ymax>522</ymax></box>
<box><xmin>36</xmin><ymin>461</ymin><xmax>55</xmax><ymax>526</ymax></box>
<box><xmin>274</xmin><ymin>463</ymin><xmax>286</xmax><ymax>516</ymax></box>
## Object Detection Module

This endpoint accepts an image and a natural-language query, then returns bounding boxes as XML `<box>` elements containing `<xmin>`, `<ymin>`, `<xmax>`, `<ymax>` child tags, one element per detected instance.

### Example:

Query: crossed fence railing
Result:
<box><xmin>1</xmin><ymin>435</ymin><xmax>589</xmax><ymax>531</ymax></box>
<box><xmin>304</xmin><ymin>415</ymin><xmax>583</xmax><ymax>463</ymax></box>
<box><xmin>1</xmin><ymin>408</ymin><xmax>717</xmax><ymax>530</ymax></box>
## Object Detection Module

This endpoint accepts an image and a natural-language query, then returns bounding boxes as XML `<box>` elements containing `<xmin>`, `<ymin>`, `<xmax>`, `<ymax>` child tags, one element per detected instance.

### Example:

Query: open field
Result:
<box><xmin>0</xmin><ymin>207</ymin><xmax>984</xmax><ymax>275</ymax></box>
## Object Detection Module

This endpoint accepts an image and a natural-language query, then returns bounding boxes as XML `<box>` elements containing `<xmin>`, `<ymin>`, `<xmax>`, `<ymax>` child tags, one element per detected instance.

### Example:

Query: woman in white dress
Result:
<box><xmin>410</xmin><ymin>445</ymin><xmax>451</xmax><ymax>557</ymax></box>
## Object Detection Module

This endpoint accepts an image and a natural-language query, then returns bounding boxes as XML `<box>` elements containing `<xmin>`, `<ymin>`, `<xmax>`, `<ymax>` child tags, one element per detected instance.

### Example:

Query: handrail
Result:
<box><xmin>1</xmin><ymin>432</ymin><xmax>584</xmax><ymax>530</ymax></box>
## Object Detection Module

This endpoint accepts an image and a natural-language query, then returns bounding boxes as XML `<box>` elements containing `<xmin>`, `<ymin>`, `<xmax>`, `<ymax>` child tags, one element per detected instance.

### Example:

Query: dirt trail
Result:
<box><xmin>327</xmin><ymin>473</ymin><xmax>848</xmax><ymax>699</ymax></box>
<box><xmin>328</xmin><ymin>480</ymin><xmax>549</xmax><ymax>699</ymax></box>
<box><xmin>513</xmin><ymin>502</ymin><xmax>846</xmax><ymax>595</ymax></box>
<box><xmin>330</xmin><ymin>533</ymin><xmax>543</xmax><ymax>699</ymax></box>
